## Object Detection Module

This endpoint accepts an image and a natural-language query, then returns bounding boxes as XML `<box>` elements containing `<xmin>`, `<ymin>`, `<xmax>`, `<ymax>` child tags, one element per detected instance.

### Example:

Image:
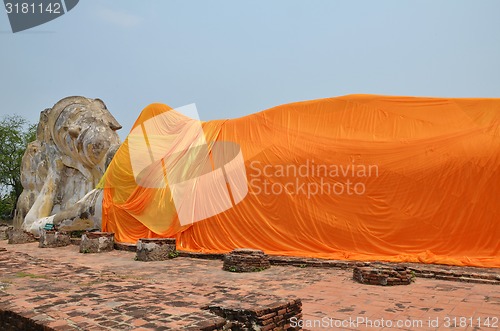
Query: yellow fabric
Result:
<box><xmin>100</xmin><ymin>94</ymin><xmax>500</xmax><ymax>268</ymax></box>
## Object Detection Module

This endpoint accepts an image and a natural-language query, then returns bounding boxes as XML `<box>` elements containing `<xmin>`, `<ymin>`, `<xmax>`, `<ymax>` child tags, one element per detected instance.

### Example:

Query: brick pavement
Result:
<box><xmin>0</xmin><ymin>240</ymin><xmax>499</xmax><ymax>330</ymax></box>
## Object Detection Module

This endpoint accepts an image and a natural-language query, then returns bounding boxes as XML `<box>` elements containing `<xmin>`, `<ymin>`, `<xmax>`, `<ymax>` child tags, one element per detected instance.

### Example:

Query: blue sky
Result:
<box><xmin>1</xmin><ymin>1</ymin><xmax>499</xmax><ymax>139</ymax></box>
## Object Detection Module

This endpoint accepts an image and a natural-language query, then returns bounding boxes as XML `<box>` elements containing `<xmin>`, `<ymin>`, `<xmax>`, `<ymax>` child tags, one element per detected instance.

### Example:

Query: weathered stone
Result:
<box><xmin>39</xmin><ymin>230</ymin><xmax>71</xmax><ymax>248</ymax></box>
<box><xmin>79</xmin><ymin>232</ymin><xmax>114</xmax><ymax>253</ymax></box>
<box><xmin>7</xmin><ymin>228</ymin><xmax>37</xmax><ymax>244</ymax></box>
<box><xmin>136</xmin><ymin>238</ymin><xmax>177</xmax><ymax>261</ymax></box>
<box><xmin>14</xmin><ymin>96</ymin><xmax>121</xmax><ymax>234</ymax></box>
<box><xmin>223</xmin><ymin>248</ymin><xmax>270</xmax><ymax>272</ymax></box>
<box><xmin>0</xmin><ymin>225</ymin><xmax>10</xmax><ymax>240</ymax></box>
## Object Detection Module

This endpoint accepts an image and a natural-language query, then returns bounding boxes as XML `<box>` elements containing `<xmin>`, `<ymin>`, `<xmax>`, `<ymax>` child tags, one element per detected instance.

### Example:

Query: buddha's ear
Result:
<box><xmin>68</xmin><ymin>125</ymin><xmax>81</xmax><ymax>138</ymax></box>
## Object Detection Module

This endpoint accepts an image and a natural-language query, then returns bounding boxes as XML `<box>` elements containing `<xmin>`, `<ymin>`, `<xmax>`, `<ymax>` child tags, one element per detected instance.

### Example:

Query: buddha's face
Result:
<box><xmin>52</xmin><ymin>98</ymin><xmax>121</xmax><ymax>169</ymax></box>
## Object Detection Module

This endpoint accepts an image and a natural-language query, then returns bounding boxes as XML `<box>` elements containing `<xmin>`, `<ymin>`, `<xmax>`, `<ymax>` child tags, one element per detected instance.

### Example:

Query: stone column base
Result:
<box><xmin>7</xmin><ymin>228</ymin><xmax>37</xmax><ymax>244</ymax></box>
<box><xmin>39</xmin><ymin>230</ymin><xmax>71</xmax><ymax>248</ymax></box>
<box><xmin>136</xmin><ymin>238</ymin><xmax>177</xmax><ymax>261</ymax></box>
<box><xmin>79</xmin><ymin>232</ymin><xmax>114</xmax><ymax>253</ymax></box>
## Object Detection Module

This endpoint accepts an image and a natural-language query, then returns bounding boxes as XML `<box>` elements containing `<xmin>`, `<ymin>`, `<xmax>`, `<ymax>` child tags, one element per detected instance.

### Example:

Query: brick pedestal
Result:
<box><xmin>136</xmin><ymin>238</ymin><xmax>177</xmax><ymax>261</ymax></box>
<box><xmin>353</xmin><ymin>265</ymin><xmax>413</xmax><ymax>286</ymax></box>
<box><xmin>7</xmin><ymin>228</ymin><xmax>37</xmax><ymax>244</ymax></box>
<box><xmin>79</xmin><ymin>232</ymin><xmax>114</xmax><ymax>254</ymax></box>
<box><xmin>223</xmin><ymin>248</ymin><xmax>270</xmax><ymax>272</ymax></box>
<box><xmin>203</xmin><ymin>298</ymin><xmax>302</xmax><ymax>331</ymax></box>
<box><xmin>39</xmin><ymin>230</ymin><xmax>71</xmax><ymax>248</ymax></box>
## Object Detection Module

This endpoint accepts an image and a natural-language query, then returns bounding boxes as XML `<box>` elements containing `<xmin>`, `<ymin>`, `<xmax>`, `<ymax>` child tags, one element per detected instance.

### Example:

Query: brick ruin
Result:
<box><xmin>223</xmin><ymin>248</ymin><xmax>271</xmax><ymax>273</ymax></box>
<box><xmin>135</xmin><ymin>238</ymin><xmax>177</xmax><ymax>261</ymax></box>
<box><xmin>353</xmin><ymin>265</ymin><xmax>413</xmax><ymax>286</ymax></box>
<box><xmin>79</xmin><ymin>232</ymin><xmax>115</xmax><ymax>254</ymax></box>
<box><xmin>6</xmin><ymin>228</ymin><xmax>37</xmax><ymax>245</ymax></box>
<box><xmin>39</xmin><ymin>231</ymin><xmax>71</xmax><ymax>248</ymax></box>
<box><xmin>1</xmin><ymin>298</ymin><xmax>303</xmax><ymax>331</ymax></box>
<box><xmin>193</xmin><ymin>298</ymin><xmax>302</xmax><ymax>331</ymax></box>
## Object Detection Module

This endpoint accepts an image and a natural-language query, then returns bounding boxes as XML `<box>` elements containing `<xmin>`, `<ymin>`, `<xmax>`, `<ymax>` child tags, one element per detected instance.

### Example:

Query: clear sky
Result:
<box><xmin>1</xmin><ymin>0</ymin><xmax>499</xmax><ymax>139</ymax></box>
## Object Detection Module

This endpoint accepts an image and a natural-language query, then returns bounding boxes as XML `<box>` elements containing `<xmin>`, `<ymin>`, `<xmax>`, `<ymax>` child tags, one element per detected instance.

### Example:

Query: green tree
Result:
<box><xmin>0</xmin><ymin>115</ymin><xmax>36</xmax><ymax>220</ymax></box>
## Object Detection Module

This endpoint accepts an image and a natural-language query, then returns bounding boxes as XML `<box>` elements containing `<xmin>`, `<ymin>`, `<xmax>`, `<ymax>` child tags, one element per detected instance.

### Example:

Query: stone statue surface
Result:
<box><xmin>14</xmin><ymin>96</ymin><xmax>121</xmax><ymax>234</ymax></box>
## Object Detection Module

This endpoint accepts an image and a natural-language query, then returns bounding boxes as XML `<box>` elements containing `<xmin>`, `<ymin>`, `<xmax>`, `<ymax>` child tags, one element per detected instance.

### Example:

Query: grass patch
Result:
<box><xmin>168</xmin><ymin>251</ymin><xmax>179</xmax><ymax>259</ymax></box>
<box><xmin>15</xmin><ymin>272</ymin><xmax>48</xmax><ymax>279</ymax></box>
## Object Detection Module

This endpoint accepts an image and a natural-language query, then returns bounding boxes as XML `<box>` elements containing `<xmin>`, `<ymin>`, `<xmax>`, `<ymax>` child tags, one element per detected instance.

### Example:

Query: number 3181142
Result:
<box><xmin>443</xmin><ymin>317</ymin><xmax>498</xmax><ymax>328</ymax></box>
<box><xmin>5</xmin><ymin>2</ymin><xmax>61</xmax><ymax>14</ymax></box>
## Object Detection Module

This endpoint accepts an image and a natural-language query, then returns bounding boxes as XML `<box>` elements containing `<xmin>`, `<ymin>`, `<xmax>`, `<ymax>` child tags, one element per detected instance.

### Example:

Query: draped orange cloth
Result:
<box><xmin>100</xmin><ymin>95</ymin><xmax>500</xmax><ymax>268</ymax></box>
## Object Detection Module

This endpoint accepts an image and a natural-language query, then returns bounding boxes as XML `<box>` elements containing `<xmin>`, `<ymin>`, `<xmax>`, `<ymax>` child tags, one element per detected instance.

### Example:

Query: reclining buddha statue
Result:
<box><xmin>14</xmin><ymin>96</ymin><xmax>121</xmax><ymax>234</ymax></box>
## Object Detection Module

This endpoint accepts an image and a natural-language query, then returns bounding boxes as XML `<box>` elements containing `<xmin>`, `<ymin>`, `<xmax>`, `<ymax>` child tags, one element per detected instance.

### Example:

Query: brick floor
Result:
<box><xmin>0</xmin><ymin>240</ymin><xmax>499</xmax><ymax>330</ymax></box>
